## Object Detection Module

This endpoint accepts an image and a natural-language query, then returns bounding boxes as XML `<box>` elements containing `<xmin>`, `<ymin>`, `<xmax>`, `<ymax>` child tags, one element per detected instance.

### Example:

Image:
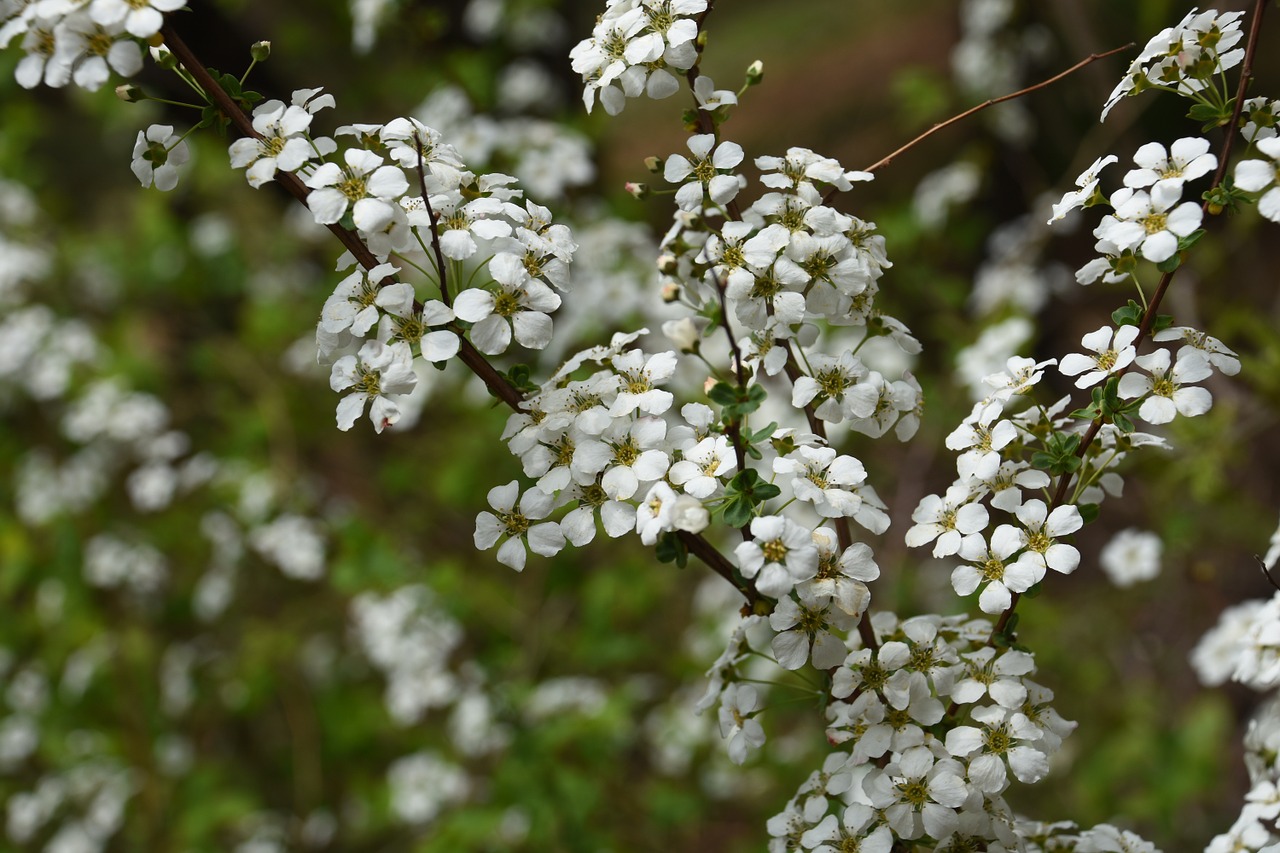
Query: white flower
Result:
<box><xmin>863</xmin><ymin>745</ymin><xmax>968</xmax><ymax>841</ymax></box>
<box><xmin>946</xmin><ymin>400</ymin><xmax>1017</xmax><ymax>482</ymax></box>
<box><xmin>1098</xmin><ymin>184</ymin><xmax>1201</xmax><ymax>264</ymax></box>
<box><xmin>1009</xmin><ymin>499</ymin><xmax>1083</xmax><ymax>576</ymax></box>
<box><xmin>1117</xmin><ymin>347</ymin><xmax>1213</xmax><ymax>424</ymax></box>
<box><xmin>1100</xmin><ymin>8</ymin><xmax>1245</xmax><ymax>122</ymax></box>
<box><xmin>329</xmin><ymin>339</ymin><xmax>418</xmax><ymax>432</ymax></box>
<box><xmin>229</xmin><ymin>100</ymin><xmax>323</xmax><ymax>188</ymax></box>
<box><xmin>1099</xmin><ymin>528</ymin><xmax>1162</xmax><ymax>587</ymax></box>
<box><xmin>320</xmin><ymin>262</ymin><xmax>408</xmax><ymax>338</ymax></box>
<box><xmin>573</xmin><ymin>416</ymin><xmax>670</xmax><ymax>500</ymax></box>
<box><xmin>130</xmin><ymin>124</ymin><xmax>188</xmax><ymax>192</ymax></box>
<box><xmin>952</xmin><ymin>527</ymin><xmax>1040</xmax><ymax>614</ymax></box>
<box><xmin>950</xmin><ymin>646</ymin><xmax>1036</xmax><ymax>708</ymax></box>
<box><xmin>418</xmin><ymin>190</ymin><xmax>515</xmax><ymax>260</ymax></box>
<box><xmin>663</xmin><ymin>133</ymin><xmax>744</xmax><ymax>211</ymax></box>
<box><xmin>982</xmin><ymin>355</ymin><xmax>1056</xmax><ymax>402</ymax></box>
<box><xmin>734</xmin><ymin>515</ymin><xmax>818</xmax><ymax>598</ymax></box>
<box><xmin>12</xmin><ymin>18</ymin><xmax>74</xmax><ymax>90</ymax></box>
<box><xmin>1123</xmin><ymin>137</ymin><xmax>1216</xmax><ymax>197</ymax></box>
<box><xmin>453</xmin><ymin>254</ymin><xmax>561</xmax><ymax>355</ymax></box>
<box><xmin>803</xmin><ymin>531</ymin><xmax>878</xmax><ymax>616</ymax></box>
<box><xmin>608</xmin><ymin>349</ymin><xmax>677</xmax><ymax>417</ymax></box>
<box><xmin>473</xmin><ymin>480</ymin><xmax>564</xmax><ymax>572</ymax></box>
<box><xmin>635</xmin><ymin>481</ymin><xmax>680</xmax><ymax>545</ymax></box>
<box><xmin>1152</xmin><ymin>325</ymin><xmax>1240</xmax><ymax>376</ymax></box>
<box><xmin>769</xmin><ymin>586</ymin><xmax>855</xmax><ymax>670</ymax></box>
<box><xmin>773</xmin><ymin>446</ymin><xmax>867</xmax><ymax>518</ymax></box>
<box><xmin>791</xmin><ymin>350</ymin><xmax>878</xmax><ymax>423</ymax></box>
<box><xmin>692</xmin><ymin>74</ymin><xmax>736</xmax><ymax>110</ymax></box>
<box><xmin>1235</xmin><ymin>136</ymin><xmax>1280</xmax><ymax>221</ymax></box>
<box><xmin>905</xmin><ymin>484</ymin><xmax>989</xmax><ymax>558</ymax></box>
<box><xmin>1048</xmin><ymin>154</ymin><xmax>1116</xmax><ymax>223</ymax></box>
<box><xmin>945</xmin><ymin>704</ymin><xmax>1049</xmax><ymax>792</ymax></box>
<box><xmin>305</xmin><ymin>148</ymin><xmax>409</xmax><ymax>232</ymax></box>
<box><xmin>88</xmin><ymin>0</ymin><xmax>185</xmax><ymax>39</ymax></box>
<box><xmin>56</xmin><ymin>13</ymin><xmax>143</xmax><ymax>91</ymax></box>
<box><xmin>1058</xmin><ymin>324</ymin><xmax>1140</xmax><ymax>389</ymax></box>
<box><xmin>717</xmin><ymin>683</ymin><xmax>765</xmax><ymax>765</ymax></box>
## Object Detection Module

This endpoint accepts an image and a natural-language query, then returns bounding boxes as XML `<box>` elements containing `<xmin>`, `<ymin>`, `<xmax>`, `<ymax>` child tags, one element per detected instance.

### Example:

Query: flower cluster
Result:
<box><xmin>749</xmin><ymin>610</ymin><xmax>1078</xmax><ymax>851</ymax></box>
<box><xmin>1100</xmin><ymin>7</ymin><xmax>1245</xmax><ymax>122</ymax></box>
<box><xmin>225</xmin><ymin>96</ymin><xmax>580</xmax><ymax>431</ymax></box>
<box><xmin>0</xmin><ymin>0</ymin><xmax>184</xmax><ymax>90</ymax></box>
<box><xmin>569</xmin><ymin>0</ymin><xmax>707</xmax><ymax>115</ymax></box>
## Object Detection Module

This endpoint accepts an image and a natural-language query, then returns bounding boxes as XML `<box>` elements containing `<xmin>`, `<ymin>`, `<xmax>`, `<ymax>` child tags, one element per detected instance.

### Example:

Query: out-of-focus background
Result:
<box><xmin>1</xmin><ymin>0</ymin><xmax>1279</xmax><ymax>850</ymax></box>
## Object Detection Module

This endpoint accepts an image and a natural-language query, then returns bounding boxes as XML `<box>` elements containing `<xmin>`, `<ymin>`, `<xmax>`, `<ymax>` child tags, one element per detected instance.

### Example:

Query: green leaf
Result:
<box><xmin>722</xmin><ymin>495</ymin><xmax>753</xmax><ymax>528</ymax></box>
<box><xmin>709</xmin><ymin>381</ymin><xmax>767</xmax><ymax>418</ymax></box>
<box><xmin>1188</xmin><ymin>100</ymin><xmax>1233</xmax><ymax>131</ymax></box>
<box><xmin>654</xmin><ymin>532</ymin><xmax>688</xmax><ymax>568</ymax></box>
<box><xmin>1077</xmin><ymin>502</ymin><xmax>1101</xmax><ymax>524</ymax></box>
<box><xmin>1032</xmin><ymin>432</ymin><xmax>1083</xmax><ymax>476</ymax></box>
<box><xmin>1112</xmin><ymin>301</ymin><xmax>1144</xmax><ymax>326</ymax></box>
<box><xmin>707</xmin><ymin>381</ymin><xmax>738</xmax><ymax>407</ymax></box>
<box><xmin>721</xmin><ymin>469</ymin><xmax>780</xmax><ymax>526</ymax></box>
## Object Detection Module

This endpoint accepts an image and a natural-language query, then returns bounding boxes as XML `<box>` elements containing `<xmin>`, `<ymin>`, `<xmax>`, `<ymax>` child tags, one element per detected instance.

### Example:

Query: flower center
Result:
<box><xmin>492</xmin><ymin>289</ymin><xmax>522</xmax><ymax>318</ymax></box>
<box><xmin>498</xmin><ymin>510</ymin><xmax>529</xmax><ymax>538</ymax></box>
<box><xmin>1141</xmin><ymin>212</ymin><xmax>1168</xmax><ymax>235</ymax></box>
<box><xmin>760</xmin><ymin>538</ymin><xmax>788</xmax><ymax>564</ymax></box>
<box><xmin>816</xmin><ymin>368</ymin><xmax>850</xmax><ymax>400</ymax></box>
<box><xmin>338</xmin><ymin>174</ymin><xmax>368</xmax><ymax>202</ymax></box>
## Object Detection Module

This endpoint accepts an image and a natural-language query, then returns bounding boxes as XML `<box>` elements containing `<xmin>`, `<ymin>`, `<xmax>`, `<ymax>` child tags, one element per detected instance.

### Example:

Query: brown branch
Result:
<box><xmin>860</xmin><ymin>43</ymin><xmax>1133</xmax><ymax>174</ymax></box>
<box><xmin>162</xmin><ymin>17</ymin><xmax>763</xmax><ymax>609</ymax></box>
<box><xmin>160</xmin><ymin>23</ymin><xmax>379</xmax><ymax>272</ymax></box>
<box><xmin>679</xmin><ymin>530</ymin><xmax>760</xmax><ymax>608</ymax></box>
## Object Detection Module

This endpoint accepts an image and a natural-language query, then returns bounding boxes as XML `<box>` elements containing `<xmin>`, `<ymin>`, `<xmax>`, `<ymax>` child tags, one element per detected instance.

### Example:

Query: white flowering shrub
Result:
<box><xmin>2</xmin><ymin>0</ymin><xmax>1280</xmax><ymax>850</ymax></box>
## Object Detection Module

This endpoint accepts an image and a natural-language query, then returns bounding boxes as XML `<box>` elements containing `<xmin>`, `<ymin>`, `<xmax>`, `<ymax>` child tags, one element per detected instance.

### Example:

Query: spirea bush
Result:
<box><xmin>2</xmin><ymin>0</ymin><xmax>1280</xmax><ymax>850</ymax></box>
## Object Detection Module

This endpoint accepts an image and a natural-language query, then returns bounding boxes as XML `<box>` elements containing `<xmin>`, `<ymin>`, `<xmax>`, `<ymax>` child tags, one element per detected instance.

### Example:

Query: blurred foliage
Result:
<box><xmin>0</xmin><ymin>1</ymin><xmax>1278</xmax><ymax>851</ymax></box>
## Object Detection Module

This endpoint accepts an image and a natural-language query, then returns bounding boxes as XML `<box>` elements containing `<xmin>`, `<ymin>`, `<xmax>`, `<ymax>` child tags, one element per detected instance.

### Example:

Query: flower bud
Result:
<box><xmin>624</xmin><ymin>181</ymin><xmax>649</xmax><ymax>200</ymax></box>
<box><xmin>115</xmin><ymin>84</ymin><xmax>146</xmax><ymax>103</ymax></box>
<box><xmin>150</xmin><ymin>44</ymin><xmax>177</xmax><ymax>70</ymax></box>
<box><xmin>670</xmin><ymin>495</ymin><xmax>710</xmax><ymax>535</ymax></box>
<box><xmin>660</xmin><ymin>280</ymin><xmax>681</xmax><ymax>302</ymax></box>
<box><xmin>250</xmin><ymin>40</ymin><xmax>272</xmax><ymax>62</ymax></box>
<box><xmin>644</xmin><ymin>156</ymin><xmax>663</xmax><ymax>174</ymax></box>
<box><xmin>657</xmin><ymin>254</ymin><xmax>678</xmax><ymax>275</ymax></box>
<box><xmin>703</xmin><ymin>376</ymin><xmax>717</xmax><ymax>395</ymax></box>
<box><xmin>662</xmin><ymin>318</ymin><xmax>701</xmax><ymax>354</ymax></box>
<box><xmin>746</xmin><ymin>60</ymin><xmax>764</xmax><ymax>86</ymax></box>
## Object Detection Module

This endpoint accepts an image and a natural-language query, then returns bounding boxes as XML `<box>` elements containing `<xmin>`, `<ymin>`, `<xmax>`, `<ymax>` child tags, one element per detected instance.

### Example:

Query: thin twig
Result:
<box><xmin>161</xmin><ymin>24</ymin><xmax>381</xmax><ymax>274</ymax></box>
<box><xmin>860</xmin><ymin>43</ymin><xmax>1133</xmax><ymax>174</ymax></box>
<box><xmin>412</xmin><ymin>131</ymin><xmax>452</xmax><ymax>308</ymax></box>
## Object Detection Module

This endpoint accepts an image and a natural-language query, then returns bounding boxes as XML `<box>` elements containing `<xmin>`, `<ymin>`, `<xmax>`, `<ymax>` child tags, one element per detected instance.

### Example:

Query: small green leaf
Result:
<box><xmin>723</xmin><ymin>496</ymin><xmax>753</xmax><ymax>528</ymax></box>
<box><xmin>655</xmin><ymin>532</ymin><xmax>689</xmax><ymax>568</ymax></box>
<box><xmin>1112</xmin><ymin>301</ymin><xmax>1144</xmax><ymax>326</ymax></box>
<box><xmin>707</xmin><ymin>382</ymin><xmax>738</xmax><ymax>407</ymax></box>
<box><xmin>1077</xmin><ymin>503</ymin><xmax>1100</xmax><ymax>525</ymax></box>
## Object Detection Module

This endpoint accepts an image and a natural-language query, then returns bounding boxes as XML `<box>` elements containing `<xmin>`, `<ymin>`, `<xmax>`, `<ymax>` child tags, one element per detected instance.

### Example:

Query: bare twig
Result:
<box><xmin>860</xmin><ymin>43</ymin><xmax>1134</xmax><ymax>175</ymax></box>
